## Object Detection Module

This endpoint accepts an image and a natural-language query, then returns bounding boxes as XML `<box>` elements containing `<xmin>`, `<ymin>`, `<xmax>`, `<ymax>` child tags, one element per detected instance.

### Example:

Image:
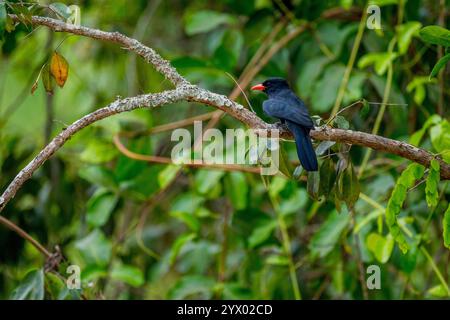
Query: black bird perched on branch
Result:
<box><xmin>251</xmin><ymin>78</ymin><xmax>318</xmax><ymax>171</ymax></box>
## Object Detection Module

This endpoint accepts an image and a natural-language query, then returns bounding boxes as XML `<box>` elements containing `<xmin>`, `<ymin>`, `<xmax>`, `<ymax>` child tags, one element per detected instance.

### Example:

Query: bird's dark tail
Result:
<box><xmin>286</xmin><ymin>120</ymin><xmax>318</xmax><ymax>171</ymax></box>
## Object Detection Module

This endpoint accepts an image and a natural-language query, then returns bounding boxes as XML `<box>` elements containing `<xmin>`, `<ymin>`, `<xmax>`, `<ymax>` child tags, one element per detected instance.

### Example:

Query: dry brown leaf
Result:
<box><xmin>50</xmin><ymin>51</ymin><xmax>69</xmax><ymax>88</ymax></box>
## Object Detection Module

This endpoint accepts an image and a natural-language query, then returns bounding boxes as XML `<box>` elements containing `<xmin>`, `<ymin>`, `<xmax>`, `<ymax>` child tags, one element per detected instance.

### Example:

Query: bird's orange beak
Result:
<box><xmin>251</xmin><ymin>84</ymin><xmax>266</xmax><ymax>91</ymax></box>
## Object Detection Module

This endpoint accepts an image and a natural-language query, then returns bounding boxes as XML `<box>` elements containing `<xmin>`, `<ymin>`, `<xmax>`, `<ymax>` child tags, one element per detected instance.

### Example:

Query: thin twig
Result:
<box><xmin>225</xmin><ymin>72</ymin><xmax>254</xmax><ymax>112</ymax></box>
<box><xmin>326</xmin><ymin>100</ymin><xmax>363</xmax><ymax>126</ymax></box>
<box><xmin>0</xmin><ymin>215</ymin><xmax>51</xmax><ymax>258</ymax></box>
<box><xmin>113</xmin><ymin>134</ymin><xmax>263</xmax><ymax>174</ymax></box>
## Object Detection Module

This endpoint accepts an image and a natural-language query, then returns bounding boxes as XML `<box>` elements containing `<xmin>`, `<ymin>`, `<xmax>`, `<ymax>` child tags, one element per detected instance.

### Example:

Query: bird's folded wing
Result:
<box><xmin>263</xmin><ymin>99</ymin><xmax>314</xmax><ymax>128</ymax></box>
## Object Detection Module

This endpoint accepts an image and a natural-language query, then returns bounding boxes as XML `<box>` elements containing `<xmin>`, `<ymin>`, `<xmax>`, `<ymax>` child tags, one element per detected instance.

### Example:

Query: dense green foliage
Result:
<box><xmin>0</xmin><ymin>0</ymin><xmax>449</xmax><ymax>300</ymax></box>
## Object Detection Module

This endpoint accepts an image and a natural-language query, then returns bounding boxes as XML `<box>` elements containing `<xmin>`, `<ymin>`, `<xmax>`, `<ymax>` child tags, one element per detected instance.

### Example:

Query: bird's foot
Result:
<box><xmin>272</xmin><ymin>121</ymin><xmax>288</xmax><ymax>131</ymax></box>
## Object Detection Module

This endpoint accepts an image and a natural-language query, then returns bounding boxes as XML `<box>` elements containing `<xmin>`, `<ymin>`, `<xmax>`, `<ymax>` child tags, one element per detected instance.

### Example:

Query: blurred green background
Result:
<box><xmin>0</xmin><ymin>0</ymin><xmax>449</xmax><ymax>299</ymax></box>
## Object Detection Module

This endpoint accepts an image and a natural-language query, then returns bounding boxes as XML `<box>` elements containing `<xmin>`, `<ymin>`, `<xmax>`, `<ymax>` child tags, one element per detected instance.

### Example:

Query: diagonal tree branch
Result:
<box><xmin>0</xmin><ymin>88</ymin><xmax>189</xmax><ymax>212</ymax></box>
<box><xmin>1</xmin><ymin>15</ymin><xmax>449</xmax><ymax>215</ymax></box>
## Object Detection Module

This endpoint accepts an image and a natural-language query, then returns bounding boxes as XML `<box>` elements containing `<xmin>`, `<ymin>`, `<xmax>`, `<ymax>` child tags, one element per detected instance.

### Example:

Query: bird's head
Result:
<box><xmin>251</xmin><ymin>77</ymin><xmax>290</xmax><ymax>96</ymax></box>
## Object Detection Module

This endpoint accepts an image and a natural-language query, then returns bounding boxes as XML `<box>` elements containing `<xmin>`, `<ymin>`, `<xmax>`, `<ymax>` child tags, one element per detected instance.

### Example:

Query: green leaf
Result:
<box><xmin>430</xmin><ymin>120</ymin><xmax>450</xmax><ymax>153</ymax></box>
<box><xmin>184</xmin><ymin>10</ymin><xmax>235</xmax><ymax>36</ymax></box>
<box><xmin>414</xmin><ymin>85</ymin><xmax>426</xmax><ymax>106</ymax></box>
<box><xmin>441</xmin><ymin>150</ymin><xmax>450</xmax><ymax>164</ymax></box>
<box><xmin>389</xmin><ymin>224</ymin><xmax>409</xmax><ymax>253</ymax></box>
<box><xmin>248</xmin><ymin>220</ymin><xmax>277</xmax><ymax>249</ymax></box>
<box><xmin>78</xmin><ymin>166</ymin><xmax>118</xmax><ymax>190</ymax></box>
<box><xmin>45</xmin><ymin>272</ymin><xmax>71</xmax><ymax>300</ymax></box>
<box><xmin>195</xmin><ymin>207</ymin><xmax>213</xmax><ymax>218</ymax></box>
<box><xmin>443</xmin><ymin>204</ymin><xmax>450</xmax><ymax>249</ymax></box>
<box><xmin>307</xmin><ymin>171</ymin><xmax>320</xmax><ymax>200</ymax></box>
<box><xmin>340</xmin><ymin>0</ymin><xmax>353</xmax><ymax>10</ymax></box>
<box><xmin>309</xmin><ymin>210</ymin><xmax>350</xmax><ymax>258</ymax></box>
<box><xmin>278</xmin><ymin>144</ymin><xmax>293</xmax><ymax>178</ymax></box>
<box><xmin>360</xmin><ymin>99</ymin><xmax>370</xmax><ymax>118</ymax></box>
<box><xmin>41</xmin><ymin>63</ymin><xmax>54</xmax><ymax>95</ymax></box>
<box><xmin>265</xmin><ymin>254</ymin><xmax>289</xmax><ymax>266</ymax></box>
<box><xmin>386</xmin><ymin>163</ymin><xmax>425</xmax><ymax>252</ymax></box>
<box><xmin>425</xmin><ymin>159</ymin><xmax>440</xmax><ymax>208</ymax></box>
<box><xmin>394</xmin><ymin>245</ymin><xmax>418</xmax><ymax>274</ymax></box>
<box><xmin>358</xmin><ymin>52</ymin><xmax>398</xmax><ymax>75</ymax></box>
<box><xmin>317</xmin><ymin>22</ymin><xmax>358</xmax><ymax>59</ymax></box>
<box><xmin>396</xmin><ymin>22</ymin><xmax>422</xmax><ymax>55</ymax></box>
<box><xmin>75</xmin><ymin>229</ymin><xmax>112</xmax><ymax>267</ymax></box>
<box><xmin>170</xmin><ymin>211</ymin><xmax>200</xmax><ymax>232</ymax></box>
<box><xmin>110</xmin><ymin>263</ymin><xmax>145</xmax><ymax>287</ymax></box>
<box><xmin>49</xmin><ymin>2</ymin><xmax>72</xmax><ymax>20</ymax></box>
<box><xmin>366</xmin><ymin>233</ymin><xmax>394</xmax><ymax>263</ymax></box>
<box><xmin>430</xmin><ymin>53</ymin><xmax>450</xmax><ymax>79</ymax></box>
<box><xmin>269</xmin><ymin>176</ymin><xmax>287</xmax><ymax>198</ymax></box>
<box><xmin>335</xmin><ymin>115</ymin><xmax>350</xmax><ymax>129</ymax></box>
<box><xmin>67</xmin><ymin>5</ymin><xmax>81</xmax><ymax>26</ymax></box>
<box><xmin>168</xmin><ymin>275</ymin><xmax>215</xmax><ymax>299</ymax></box>
<box><xmin>406</xmin><ymin>76</ymin><xmax>431</xmax><ymax>106</ymax></box>
<box><xmin>293</xmin><ymin>165</ymin><xmax>304</xmax><ymax>180</ymax></box>
<box><xmin>319</xmin><ymin>158</ymin><xmax>336</xmax><ymax>198</ymax></box>
<box><xmin>80</xmin><ymin>140</ymin><xmax>118</xmax><ymax>164</ymax></box>
<box><xmin>169</xmin><ymin>233</ymin><xmax>196</xmax><ymax>265</ymax></box>
<box><xmin>222</xmin><ymin>283</ymin><xmax>253</xmax><ymax>300</ymax></box>
<box><xmin>297</xmin><ymin>57</ymin><xmax>330</xmax><ymax>100</ymax></box>
<box><xmin>310</xmin><ymin>64</ymin><xmax>345</xmax><ymax>112</ymax></box>
<box><xmin>337</xmin><ymin>161</ymin><xmax>360</xmax><ymax>210</ymax></box>
<box><xmin>419</xmin><ymin>25</ymin><xmax>450</xmax><ymax>47</ymax></box>
<box><xmin>279</xmin><ymin>188</ymin><xmax>308</xmax><ymax>216</ymax></box>
<box><xmin>368</xmin><ymin>0</ymin><xmax>399</xmax><ymax>6</ymax></box>
<box><xmin>86</xmin><ymin>189</ymin><xmax>118</xmax><ymax>227</ymax></box>
<box><xmin>354</xmin><ymin>210</ymin><xmax>383</xmax><ymax>234</ymax></box>
<box><xmin>331</xmin><ymin>259</ymin><xmax>344</xmax><ymax>295</ymax></box>
<box><xmin>213</xmin><ymin>29</ymin><xmax>243</xmax><ymax>71</ymax></box>
<box><xmin>369</xmin><ymin>74</ymin><xmax>407</xmax><ymax>107</ymax></box>
<box><xmin>225</xmin><ymin>172</ymin><xmax>248</xmax><ymax>210</ymax></box>
<box><xmin>172</xmin><ymin>56</ymin><xmax>208</xmax><ymax>70</ymax></box>
<box><xmin>81</xmin><ymin>265</ymin><xmax>108</xmax><ymax>282</ymax></box>
<box><xmin>171</xmin><ymin>192</ymin><xmax>204</xmax><ymax>214</ymax></box>
<box><xmin>158</xmin><ymin>164</ymin><xmax>179</xmax><ymax>189</ymax></box>
<box><xmin>315</xmin><ymin>141</ymin><xmax>336</xmax><ymax>156</ymax></box>
<box><xmin>427</xmin><ymin>284</ymin><xmax>449</xmax><ymax>298</ymax></box>
<box><xmin>344</xmin><ymin>72</ymin><xmax>366</xmax><ymax>106</ymax></box>
<box><xmin>194</xmin><ymin>169</ymin><xmax>225</xmax><ymax>195</ymax></box>
<box><xmin>8</xmin><ymin>3</ymin><xmax>32</xmax><ymax>26</ymax></box>
<box><xmin>409</xmin><ymin>114</ymin><xmax>442</xmax><ymax>146</ymax></box>
<box><xmin>388</xmin><ymin>163</ymin><xmax>425</xmax><ymax>215</ymax></box>
<box><xmin>0</xmin><ymin>2</ymin><xmax>7</xmax><ymax>38</ymax></box>
<box><xmin>10</xmin><ymin>269</ymin><xmax>45</xmax><ymax>300</ymax></box>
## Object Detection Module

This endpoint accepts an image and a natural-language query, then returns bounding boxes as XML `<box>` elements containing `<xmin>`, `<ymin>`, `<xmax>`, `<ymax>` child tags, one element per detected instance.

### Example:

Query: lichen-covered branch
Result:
<box><xmin>1</xmin><ymin>15</ymin><xmax>449</xmax><ymax>214</ymax></box>
<box><xmin>0</xmin><ymin>88</ymin><xmax>190</xmax><ymax>212</ymax></box>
